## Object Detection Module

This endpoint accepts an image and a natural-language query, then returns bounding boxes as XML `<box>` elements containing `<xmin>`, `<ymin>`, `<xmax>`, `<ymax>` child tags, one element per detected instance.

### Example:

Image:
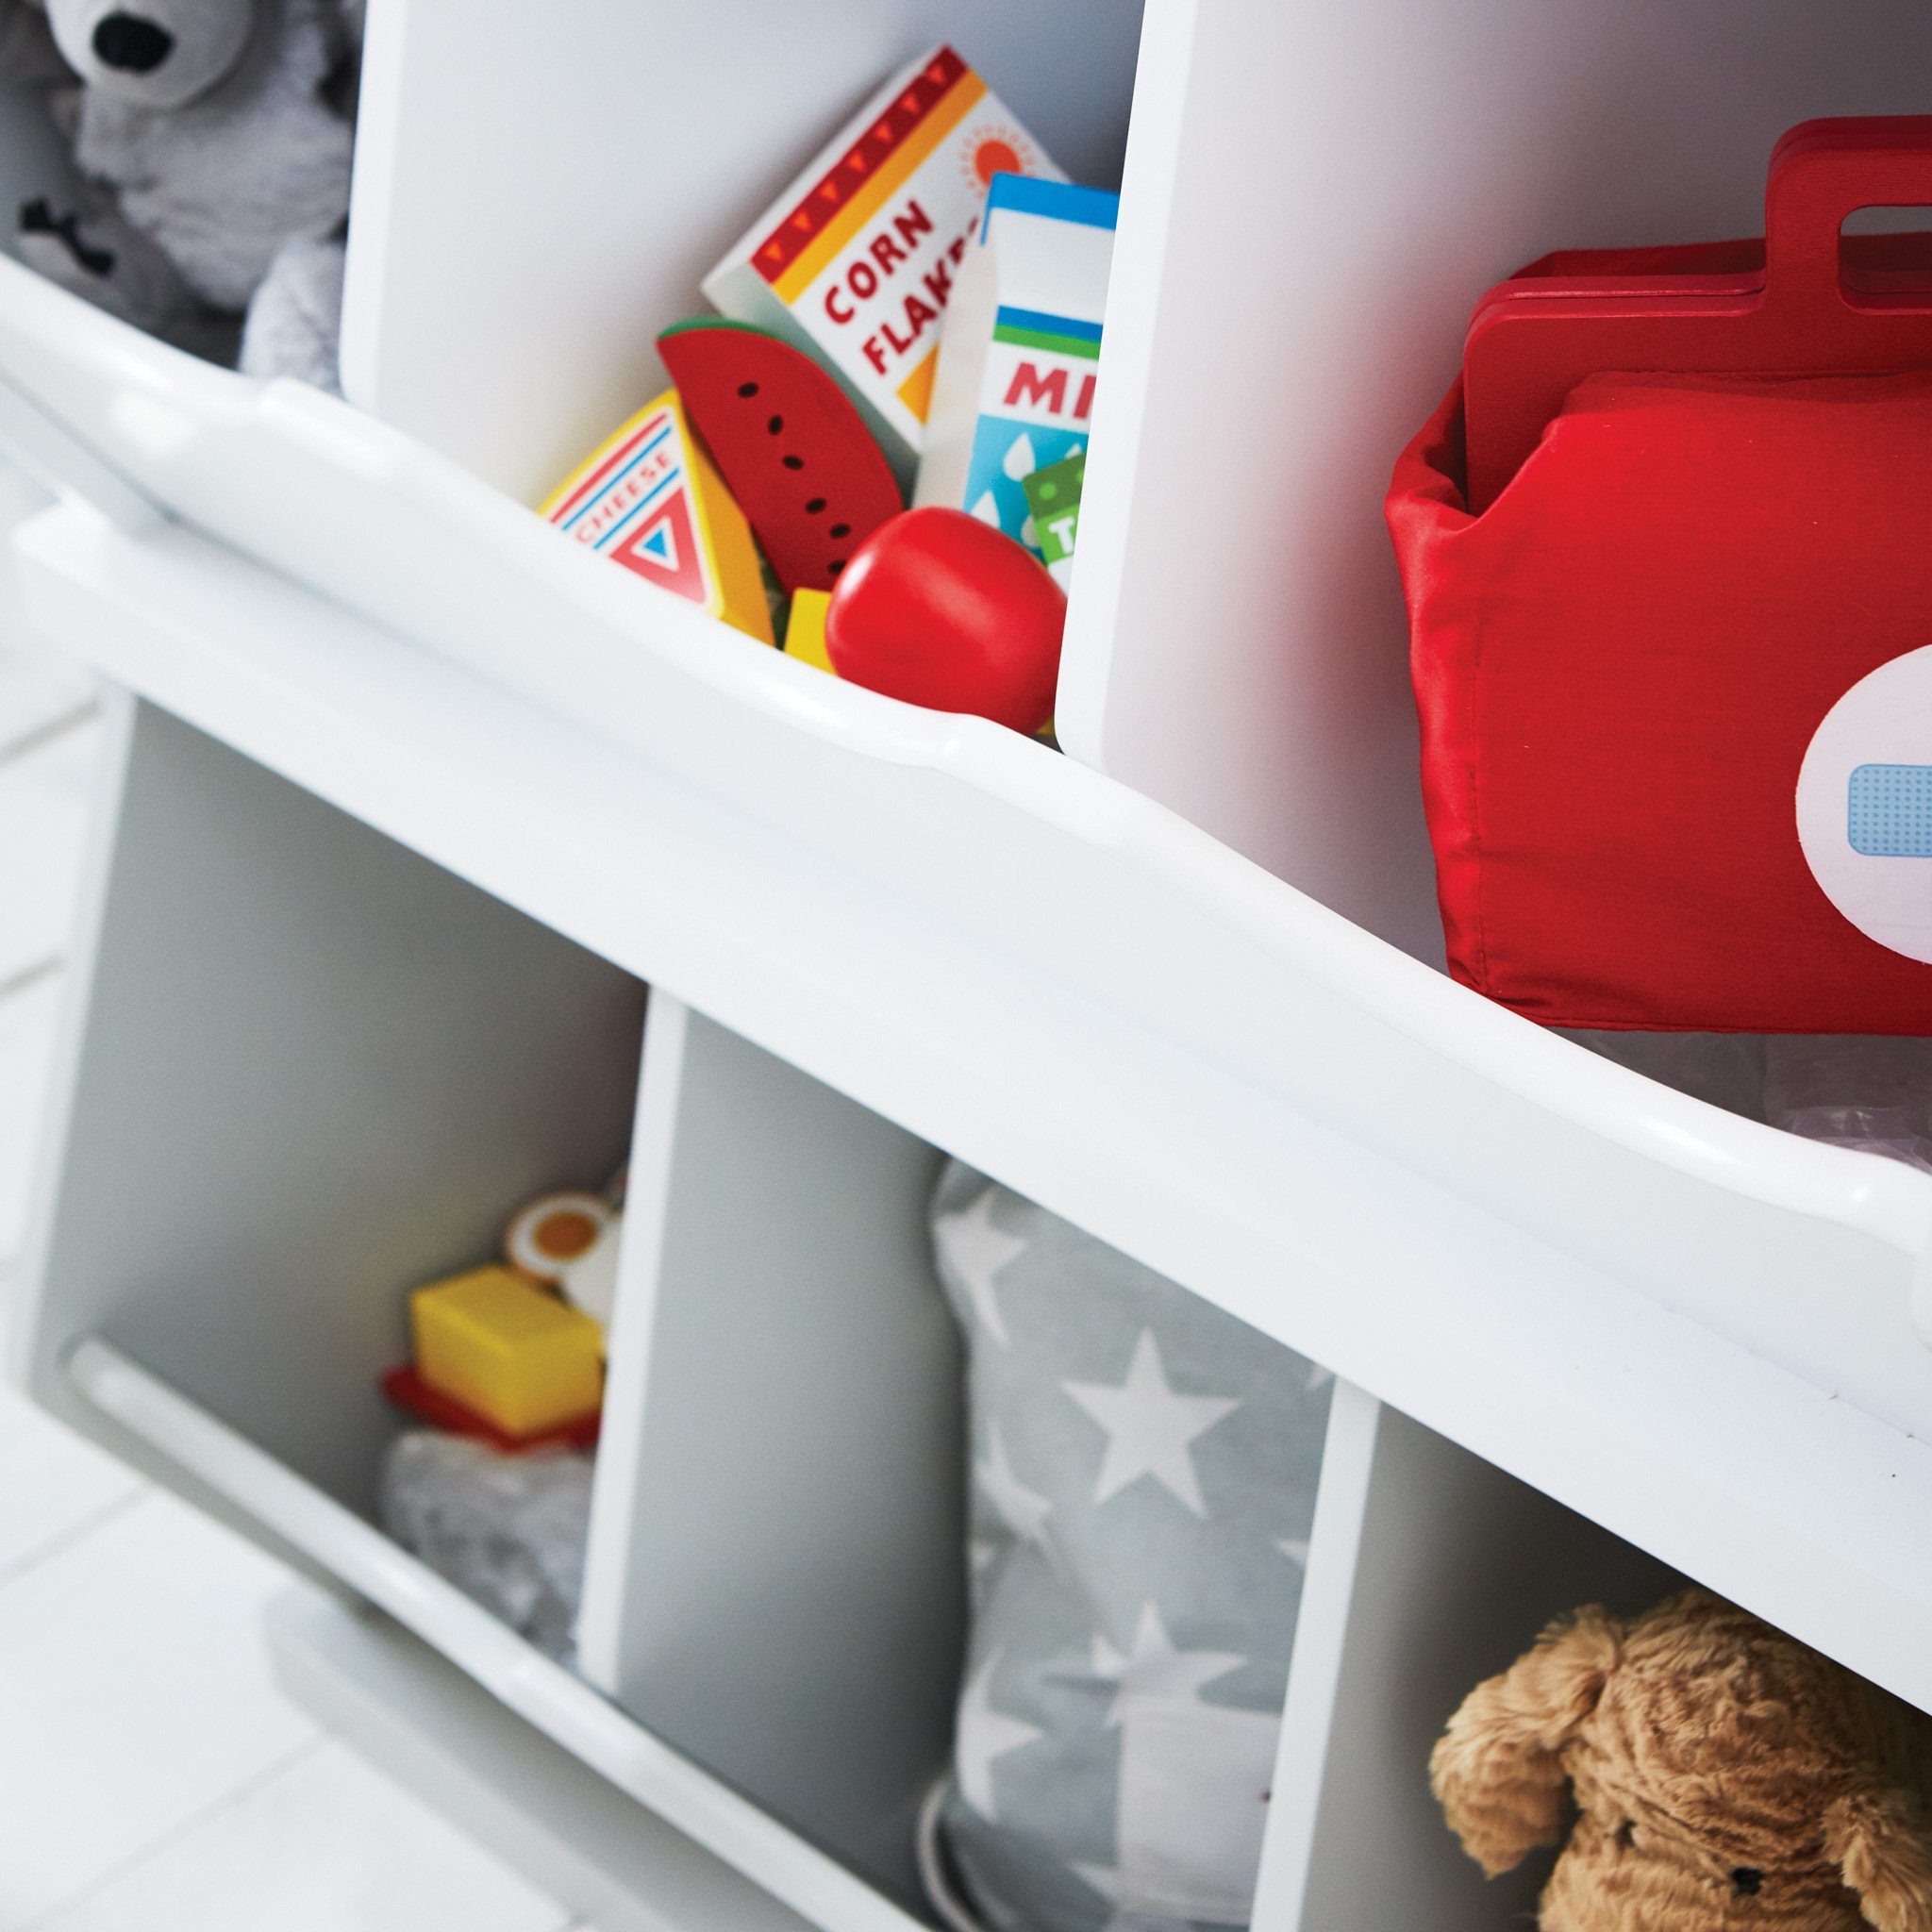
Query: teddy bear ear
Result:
<box><xmin>1429</xmin><ymin>1605</ymin><xmax>1621</xmax><ymax>1878</ymax></box>
<box><xmin>1827</xmin><ymin>1790</ymin><xmax>1932</xmax><ymax>1932</ymax></box>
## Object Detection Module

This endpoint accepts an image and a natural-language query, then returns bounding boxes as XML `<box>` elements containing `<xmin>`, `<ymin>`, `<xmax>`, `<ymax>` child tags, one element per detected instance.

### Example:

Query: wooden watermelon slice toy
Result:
<box><xmin>658</xmin><ymin>319</ymin><xmax>903</xmax><ymax>596</ymax></box>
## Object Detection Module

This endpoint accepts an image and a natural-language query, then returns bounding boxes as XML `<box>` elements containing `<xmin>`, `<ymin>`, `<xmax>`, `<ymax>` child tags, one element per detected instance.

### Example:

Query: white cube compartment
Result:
<box><xmin>1260</xmin><ymin>1389</ymin><xmax>1688</xmax><ymax>1932</ymax></box>
<box><xmin>16</xmin><ymin>699</ymin><xmax>647</xmax><ymax>1540</ymax></box>
<box><xmin>344</xmin><ymin>1</ymin><xmax>1145</xmax><ymax>505</ymax></box>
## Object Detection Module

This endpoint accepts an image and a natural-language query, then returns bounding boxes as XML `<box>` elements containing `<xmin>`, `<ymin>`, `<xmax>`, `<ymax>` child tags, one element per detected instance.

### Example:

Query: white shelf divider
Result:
<box><xmin>1258</xmin><ymin>1384</ymin><xmax>1685</xmax><ymax>1932</ymax></box>
<box><xmin>580</xmin><ymin>994</ymin><xmax>960</xmax><ymax>1913</ymax></box>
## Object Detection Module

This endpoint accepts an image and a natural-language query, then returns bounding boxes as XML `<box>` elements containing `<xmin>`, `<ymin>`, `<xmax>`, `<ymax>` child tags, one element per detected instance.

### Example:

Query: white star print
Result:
<box><xmin>1090</xmin><ymin>1602</ymin><xmax>1247</xmax><ymax>1725</ymax></box>
<box><xmin>936</xmin><ymin>1186</ymin><xmax>1028</xmax><ymax>1346</ymax></box>
<box><xmin>1063</xmin><ymin>1329</ymin><xmax>1240</xmax><ymax>1516</ymax></box>
<box><xmin>956</xmin><ymin>1651</ymin><xmax>1041</xmax><ymax>1820</ymax></box>
<box><xmin>976</xmin><ymin>1423</ymin><xmax>1053</xmax><ymax>1549</ymax></box>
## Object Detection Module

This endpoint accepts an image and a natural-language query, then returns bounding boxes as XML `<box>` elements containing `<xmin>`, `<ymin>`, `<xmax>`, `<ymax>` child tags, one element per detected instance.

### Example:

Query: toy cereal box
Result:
<box><xmin>703</xmin><ymin>47</ymin><xmax>1062</xmax><ymax>476</ymax></box>
<box><xmin>914</xmin><ymin>175</ymin><xmax>1116</xmax><ymax>561</ymax></box>
<box><xmin>541</xmin><ymin>390</ymin><xmax>774</xmax><ymax>644</ymax></box>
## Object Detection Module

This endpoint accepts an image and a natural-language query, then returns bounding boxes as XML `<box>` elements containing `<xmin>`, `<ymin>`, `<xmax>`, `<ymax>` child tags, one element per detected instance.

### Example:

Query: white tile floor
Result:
<box><xmin>0</xmin><ymin>620</ymin><xmax>582</xmax><ymax>1931</ymax></box>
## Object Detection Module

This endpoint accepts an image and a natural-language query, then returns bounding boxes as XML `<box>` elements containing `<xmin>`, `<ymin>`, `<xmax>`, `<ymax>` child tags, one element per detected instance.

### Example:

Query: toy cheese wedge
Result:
<box><xmin>703</xmin><ymin>46</ymin><xmax>1063</xmax><ymax>478</ymax></box>
<box><xmin>1462</xmin><ymin>118</ymin><xmax>1932</xmax><ymax>511</ymax></box>
<box><xmin>541</xmin><ymin>389</ymin><xmax>774</xmax><ymax>643</ymax></box>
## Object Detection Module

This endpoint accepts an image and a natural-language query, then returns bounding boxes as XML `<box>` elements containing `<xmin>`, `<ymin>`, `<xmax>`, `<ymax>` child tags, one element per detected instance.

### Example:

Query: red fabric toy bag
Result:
<box><xmin>1390</xmin><ymin>120</ymin><xmax>1932</xmax><ymax>1033</ymax></box>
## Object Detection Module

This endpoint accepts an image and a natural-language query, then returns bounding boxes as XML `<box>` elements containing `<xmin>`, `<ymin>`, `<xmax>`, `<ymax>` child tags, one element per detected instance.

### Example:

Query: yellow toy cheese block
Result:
<box><xmin>409</xmin><ymin>1265</ymin><xmax>604</xmax><ymax>1439</ymax></box>
<box><xmin>783</xmin><ymin>588</ymin><xmax>836</xmax><ymax>674</ymax></box>
<box><xmin>541</xmin><ymin>389</ymin><xmax>774</xmax><ymax>644</ymax></box>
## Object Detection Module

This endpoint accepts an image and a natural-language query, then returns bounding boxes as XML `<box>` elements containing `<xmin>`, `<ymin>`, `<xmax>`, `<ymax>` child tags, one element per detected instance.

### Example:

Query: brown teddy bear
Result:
<box><xmin>1431</xmin><ymin>1590</ymin><xmax>1932</xmax><ymax>1930</ymax></box>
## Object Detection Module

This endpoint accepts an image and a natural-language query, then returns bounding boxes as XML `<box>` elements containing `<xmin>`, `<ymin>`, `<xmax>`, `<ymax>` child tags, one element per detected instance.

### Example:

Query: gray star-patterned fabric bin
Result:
<box><xmin>924</xmin><ymin>1161</ymin><xmax>1332</xmax><ymax>1932</ymax></box>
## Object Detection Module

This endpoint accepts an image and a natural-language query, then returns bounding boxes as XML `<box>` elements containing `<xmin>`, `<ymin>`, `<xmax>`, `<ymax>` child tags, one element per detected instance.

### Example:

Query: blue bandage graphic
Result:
<box><xmin>1848</xmin><ymin>764</ymin><xmax>1932</xmax><ymax>858</ymax></box>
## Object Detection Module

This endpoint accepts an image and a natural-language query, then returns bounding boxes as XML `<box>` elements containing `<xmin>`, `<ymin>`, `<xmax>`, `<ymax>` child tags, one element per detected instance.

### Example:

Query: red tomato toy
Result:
<box><xmin>824</xmin><ymin>508</ymin><xmax>1065</xmax><ymax>734</ymax></box>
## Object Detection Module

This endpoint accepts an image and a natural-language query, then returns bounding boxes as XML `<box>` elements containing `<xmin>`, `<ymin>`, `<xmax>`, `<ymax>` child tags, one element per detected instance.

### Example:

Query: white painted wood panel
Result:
<box><xmin>344</xmin><ymin>0</ymin><xmax>1144</xmax><ymax>501</ymax></box>
<box><xmin>580</xmin><ymin>997</ymin><xmax>959</xmax><ymax>1912</ymax></box>
<box><xmin>66</xmin><ymin>1337</ymin><xmax>928</xmax><ymax>1932</ymax></box>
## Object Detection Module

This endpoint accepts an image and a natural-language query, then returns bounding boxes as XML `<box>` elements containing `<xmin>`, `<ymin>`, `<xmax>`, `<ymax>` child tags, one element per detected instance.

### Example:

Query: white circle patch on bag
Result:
<box><xmin>1796</xmin><ymin>646</ymin><xmax>1932</xmax><ymax>964</ymax></box>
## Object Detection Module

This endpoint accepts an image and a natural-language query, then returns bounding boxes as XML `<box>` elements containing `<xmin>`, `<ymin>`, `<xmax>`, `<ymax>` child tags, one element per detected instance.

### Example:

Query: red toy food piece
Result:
<box><xmin>825</xmin><ymin>507</ymin><xmax>1065</xmax><ymax>734</ymax></box>
<box><xmin>658</xmin><ymin>318</ymin><xmax>903</xmax><ymax>593</ymax></box>
<box><xmin>380</xmin><ymin>1365</ymin><xmax>602</xmax><ymax>1454</ymax></box>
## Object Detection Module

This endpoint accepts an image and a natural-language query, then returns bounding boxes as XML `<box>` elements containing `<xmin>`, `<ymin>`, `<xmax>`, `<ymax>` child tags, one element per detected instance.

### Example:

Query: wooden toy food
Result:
<box><xmin>540</xmin><ymin>389</ymin><xmax>774</xmax><ymax>642</ymax></box>
<box><xmin>916</xmin><ymin>175</ymin><xmax>1115</xmax><ymax>557</ymax></box>
<box><xmin>703</xmin><ymin>46</ymin><xmax>1062</xmax><ymax>474</ymax></box>
<box><xmin>658</xmin><ymin>319</ymin><xmax>903</xmax><ymax>594</ymax></box>
<box><xmin>408</xmin><ymin>1264</ymin><xmax>604</xmax><ymax>1440</ymax></box>
<box><xmin>1022</xmin><ymin>449</ymin><xmax>1085</xmax><ymax>591</ymax></box>
<box><xmin>824</xmin><ymin>507</ymin><xmax>1063</xmax><ymax>733</ymax></box>
<box><xmin>557</xmin><ymin>1210</ymin><xmax>623</xmax><ymax>1328</ymax></box>
<box><xmin>504</xmin><ymin>1191</ymin><xmax>612</xmax><ymax>1285</ymax></box>
<box><xmin>379</xmin><ymin>1365</ymin><xmax>602</xmax><ymax>1454</ymax></box>
<box><xmin>783</xmin><ymin>587</ymin><xmax>835</xmax><ymax>673</ymax></box>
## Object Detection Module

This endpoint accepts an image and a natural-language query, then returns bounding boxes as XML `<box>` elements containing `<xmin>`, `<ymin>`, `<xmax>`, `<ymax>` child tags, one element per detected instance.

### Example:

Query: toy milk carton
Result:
<box><xmin>541</xmin><ymin>390</ymin><xmax>774</xmax><ymax>644</ymax></box>
<box><xmin>1022</xmin><ymin>449</ymin><xmax>1085</xmax><ymax>591</ymax></box>
<box><xmin>914</xmin><ymin>175</ymin><xmax>1116</xmax><ymax>566</ymax></box>
<box><xmin>703</xmin><ymin>47</ymin><xmax>1063</xmax><ymax>478</ymax></box>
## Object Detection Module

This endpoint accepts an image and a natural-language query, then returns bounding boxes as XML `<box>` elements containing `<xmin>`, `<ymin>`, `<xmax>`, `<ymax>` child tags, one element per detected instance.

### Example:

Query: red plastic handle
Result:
<box><xmin>1762</xmin><ymin>117</ymin><xmax>1932</xmax><ymax>333</ymax></box>
<box><xmin>1461</xmin><ymin>117</ymin><xmax>1932</xmax><ymax>510</ymax></box>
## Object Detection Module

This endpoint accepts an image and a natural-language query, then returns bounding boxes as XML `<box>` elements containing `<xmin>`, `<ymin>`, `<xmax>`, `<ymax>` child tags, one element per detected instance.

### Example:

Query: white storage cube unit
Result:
<box><xmin>6</xmin><ymin>0</ymin><xmax>1932</xmax><ymax>1926</ymax></box>
<box><xmin>9</xmin><ymin>694</ymin><xmax>1717</xmax><ymax>1930</ymax></box>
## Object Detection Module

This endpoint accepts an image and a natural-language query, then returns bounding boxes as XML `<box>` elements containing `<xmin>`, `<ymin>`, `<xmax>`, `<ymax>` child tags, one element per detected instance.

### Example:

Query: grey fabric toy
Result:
<box><xmin>238</xmin><ymin>225</ymin><xmax>341</xmax><ymax>383</ymax></box>
<box><xmin>926</xmin><ymin>1162</ymin><xmax>1332</xmax><ymax>1932</ymax></box>
<box><xmin>15</xmin><ymin>0</ymin><xmax>358</xmax><ymax>388</ymax></box>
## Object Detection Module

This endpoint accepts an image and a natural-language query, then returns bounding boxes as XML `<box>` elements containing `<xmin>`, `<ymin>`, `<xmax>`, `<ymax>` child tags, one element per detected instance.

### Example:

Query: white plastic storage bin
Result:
<box><xmin>24</xmin><ymin>701</ymin><xmax>1668</xmax><ymax>1928</ymax></box>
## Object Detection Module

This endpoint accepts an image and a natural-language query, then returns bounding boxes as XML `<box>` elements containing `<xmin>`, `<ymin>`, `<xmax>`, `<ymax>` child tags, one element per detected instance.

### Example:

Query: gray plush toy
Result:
<box><xmin>12</xmin><ymin>0</ymin><xmax>359</xmax><ymax>388</ymax></box>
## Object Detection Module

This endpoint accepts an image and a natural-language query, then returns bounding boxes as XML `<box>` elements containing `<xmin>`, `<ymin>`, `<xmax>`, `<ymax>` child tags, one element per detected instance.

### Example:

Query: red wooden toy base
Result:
<box><xmin>379</xmin><ymin>1366</ymin><xmax>602</xmax><ymax>1454</ymax></box>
